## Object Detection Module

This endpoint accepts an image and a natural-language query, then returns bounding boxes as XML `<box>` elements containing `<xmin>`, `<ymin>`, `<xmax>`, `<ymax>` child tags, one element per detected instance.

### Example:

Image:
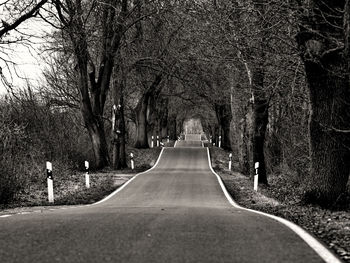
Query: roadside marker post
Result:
<box><xmin>151</xmin><ymin>136</ymin><xmax>154</xmax><ymax>148</ymax></box>
<box><xmin>219</xmin><ymin>136</ymin><xmax>222</xmax><ymax>148</ymax></box>
<box><xmin>254</xmin><ymin>162</ymin><xmax>259</xmax><ymax>191</ymax></box>
<box><xmin>46</xmin><ymin>162</ymin><xmax>54</xmax><ymax>203</ymax></box>
<box><xmin>130</xmin><ymin>153</ymin><xmax>134</xmax><ymax>170</ymax></box>
<box><xmin>157</xmin><ymin>135</ymin><xmax>160</xmax><ymax>147</ymax></box>
<box><xmin>209</xmin><ymin>135</ymin><xmax>212</xmax><ymax>144</ymax></box>
<box><xmin>229</xmin><ymin>153</ymin><xmax>232</xmax><ymax>170</ymax></box>
<box><xmin>167</xmin><ymin>135</ymin><xmax>170</xmax><ymax>143</ymax></box>
<box><xmin>85</xmin><ymin>161</ymin><xmax>90</xmax><ymax>188</ymax></box>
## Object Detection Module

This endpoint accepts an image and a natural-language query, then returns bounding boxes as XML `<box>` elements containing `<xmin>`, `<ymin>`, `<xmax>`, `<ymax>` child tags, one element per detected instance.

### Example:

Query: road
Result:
<box><xmin>0</xmin><ymin>139</ymin><xmax>338</xmax><ymax>262</ymax></box>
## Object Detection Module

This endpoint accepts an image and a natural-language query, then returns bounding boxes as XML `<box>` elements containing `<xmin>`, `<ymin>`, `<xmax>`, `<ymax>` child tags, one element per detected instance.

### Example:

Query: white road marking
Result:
<box><xmin>0</xmin><ymin>148</ymin><xmax>166</xmax><ymax>217</ymax></box>
<box><xmin>206</xmin><ymin>148</ymin><xmax>341</xmax><ymax>263</ymax></box>
<box><xmin>0</xmin><ymin>215</ymin><xmax>12</xmax><ymax>218</ymax></box>
<box><xmin>4</xmin><ymin>146</ymin><xmax>338</xmax><ymax>263</ymax></box>
<box><xmin>92</xmin><ymin>147</ymin><xmax>165</xmax><ymax>206</ymax></box>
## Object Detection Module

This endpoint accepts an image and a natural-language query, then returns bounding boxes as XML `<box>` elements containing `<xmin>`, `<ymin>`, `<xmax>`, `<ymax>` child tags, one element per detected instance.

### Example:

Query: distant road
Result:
<box><xmin>0</xmin><ymin>139</ymin><xmax>338</xmax><ymax>262</ymax></box>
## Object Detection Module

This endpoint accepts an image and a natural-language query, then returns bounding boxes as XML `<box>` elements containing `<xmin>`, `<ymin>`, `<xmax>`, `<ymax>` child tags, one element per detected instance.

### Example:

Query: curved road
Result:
<box><xmin>0</xmin><ymin>140</ymin><xmax>337</xmax><ymax>262</ymax></box>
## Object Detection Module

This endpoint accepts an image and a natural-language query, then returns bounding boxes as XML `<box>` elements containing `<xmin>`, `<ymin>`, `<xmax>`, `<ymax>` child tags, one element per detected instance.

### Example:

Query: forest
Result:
<box><xmin>0</xmin><ymin>0</ymin><xmax>349</xmax><ymax>247</ymax></box>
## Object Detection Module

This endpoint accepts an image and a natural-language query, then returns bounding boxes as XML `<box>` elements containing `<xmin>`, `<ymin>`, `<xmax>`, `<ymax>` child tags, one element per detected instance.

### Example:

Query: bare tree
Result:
<box><xmin>0</xmin><ymin>0</ymin><xmax>48</xmax><ymax>88</ymax></box>
<box><xmin>0</xmin><ymin>0</ymin><xmax>48</xmax><ymax>39</ymax></box>
<box><xmin>53</xmin><ymin>0</ymin><xmax>128</xmax><ymax>168</ymax></box>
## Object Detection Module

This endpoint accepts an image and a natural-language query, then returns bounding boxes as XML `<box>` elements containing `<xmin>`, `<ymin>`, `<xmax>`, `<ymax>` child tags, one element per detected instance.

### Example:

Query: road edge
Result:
<box><xmin>206</xmin><ymin>147</ymin><xmax>342</xmax><ymax>263</ymax></box>
<box><xmin>90</xmin><ymin>147</ymin><xmax>166</xmax><ymax>206</ymax></box>
<box><xmin>0</xmin><ymin>148</ymin><xmax>166</xmax><ymax>218</ymax></box>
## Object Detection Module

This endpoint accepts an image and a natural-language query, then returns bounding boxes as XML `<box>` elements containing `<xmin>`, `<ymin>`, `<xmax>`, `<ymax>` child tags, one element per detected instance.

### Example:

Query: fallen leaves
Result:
<box><xmin>210</xmin><ymin>146</ymin><xmax>350</xmax><ymax>263</ymax></box>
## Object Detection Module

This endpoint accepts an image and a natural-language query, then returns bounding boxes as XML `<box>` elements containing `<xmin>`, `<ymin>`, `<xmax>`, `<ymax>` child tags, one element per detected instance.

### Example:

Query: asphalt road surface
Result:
<box><xmin>0</xmin><ymin>139</ymin><xmax>338</xmax><ymax>262</ymax></box>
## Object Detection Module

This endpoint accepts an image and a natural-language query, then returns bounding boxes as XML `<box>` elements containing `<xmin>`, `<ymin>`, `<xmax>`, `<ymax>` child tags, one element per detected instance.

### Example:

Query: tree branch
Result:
<box><xmin>0</xmin><ymin>0</ymin><xmax>48</xmax><ymax>38</ymax></box>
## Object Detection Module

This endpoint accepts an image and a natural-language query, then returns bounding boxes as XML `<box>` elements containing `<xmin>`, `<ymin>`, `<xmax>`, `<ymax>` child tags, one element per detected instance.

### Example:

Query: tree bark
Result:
<box><xmin>85</xmin><ymin>114</ymin><xmax>109</xmax><ymax>169</ymax></box>
<box><xmin>296</xmin><ymin>0</ymin><xmax>350</xmax><ymax>206</ymax></box>
<box><xmin>119</xmin><ymin>93</ymin><xmax>127</xmax><ymax>168</ymax></box>
<box><xmin>252</xmin><ymin>94</ymin><xmax>269</xmax><ymax>184</ymax></box>
<box><xmin>111</xmin><ymin>80</ymin><xmax>127</xmax><ymax>169</ymax></box>
<box><xmin>134</xmin><ymin>74</ymin><xmax>162</xmax><ymax>148</ymax></box>
<box><xmin>215</xmin><ymin>104</ymin><xmax>232</xmax><ymax>150</ymax></box>
<box><xmin>134</xmin><ymin>93</ymin><xmax>150</xmax><ymax>148</ymax></box>
<box><xmin>302</xmin><ymin>62</ymin><xmax>350</xmax><ymax>205</ymax></box>
<box><xmin>169</xmin><ymin>115</ymin><xmax>177</xmax><ymax>140</ymax></box>
<box><xmin>160</xmin><ymin>98</ymin><xmax>169</xmax><ymax>139</ymax></box>
<box><xmin>239</xmin><ymin>105</ymin><xmax>253</xmax><ymax>176</ymax></box>
<box><xmin>77</xmin><ymin>49</ymin><xmax>110</xmax><ymax>169</ymax></box>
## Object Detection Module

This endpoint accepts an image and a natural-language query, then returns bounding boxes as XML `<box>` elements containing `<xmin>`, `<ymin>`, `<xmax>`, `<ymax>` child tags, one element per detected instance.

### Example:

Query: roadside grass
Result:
<box><xmin>209</xmin><ymin>146</ymin><xmax>350</xmax><ymax>263</ymax></box>
<box><xmin>0</xmin><ymin>146</ymin><xmax>163</xmax><ymax>211</ymax></box>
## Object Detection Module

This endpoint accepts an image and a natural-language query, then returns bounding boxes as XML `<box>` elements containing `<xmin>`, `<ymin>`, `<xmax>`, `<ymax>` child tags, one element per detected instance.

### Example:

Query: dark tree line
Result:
<box><xmin>1</xmin><ymin>0</ymin><xmax>349</xmax><ymax>207</ymax></box>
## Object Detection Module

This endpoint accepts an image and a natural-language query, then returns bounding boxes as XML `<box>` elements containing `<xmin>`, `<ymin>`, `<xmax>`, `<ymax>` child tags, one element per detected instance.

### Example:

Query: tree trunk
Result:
<box><xmin>169</xmin><ymin>115</ymin><xmax>177</xmax><ymax>140</ymax></box>
<box><xmin>82</xmin><ymin>105</ymin><xmax>109</xmax><ymax>169</ymax></box>
<box><xmin>79</xmin><ymin>61</ymin><xmax>109</xmax><ymax>169</ymax></box>
<box><xmin>111</xmin><ymin>90</ymin><xmax>127</xmax><ymax>169</ymax></box>
<box><xmin>215</xmin><ymin>104</ymin><xmax>232</xmax><ymax>150</ymax></box>
<box><xmin>303</xmin><ymin>62</ymin><xmax>350</xmax><ymax>205</ymax></box>
<box><xmin>134</xmin><ymin>74</ymin><xmax>162</xmax><ymax>148</ymax></box>
<box><xmin>251</xmin><ymin>63</ymin><xmax>269</xmax><ymax>184</ymax></box>
<box><xmin>147</xmin><ymin>93</ymin><xmax>158</xmax><ymax>142</ymax></box>
<box><xmin>55</xmin><ymin>0</ymin><xmax>128</xmax><ymax>169</ymax></box>
<box><xmin>239</xmin><ymin>104</ymin><xmax>253</xmax><ymax>176</ymax></box>
<box><xmin>119</xmin><ymin>93</ymin><xmax>127</xmax><ymax>168</ymax></box>
<box><xmin>112</xmin><ymin>135</ymin><xmax>120</xmax><ymax>170</ymax></box>
<box><xmin>134</xmin><ymin>93</ymin><xmax>149</xmax><ymax>148</ymax></box>
<box><xmin>252</xmin><ymin>97</ymin><xmax>269</xmax><ymax>184</ymax></box>
<box><xmin>296</xmin><ymin>0</ymin><xmax>350</xmax><ymax>206</ymax></box>
<box><xmin>160</xmin><ymin>100</ymin><xmax>168</xmax><ymax>139</ymax></box>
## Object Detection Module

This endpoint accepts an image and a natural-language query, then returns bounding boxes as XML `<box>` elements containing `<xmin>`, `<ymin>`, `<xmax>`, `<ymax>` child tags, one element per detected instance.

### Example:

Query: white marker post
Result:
<box><xmin>254</xmin><ymin>162</ymin><xmax>259</xmax><ymax>191</ymax></box>
<box><xmin>167</xmin><ymin>135</ymin><xmax>170</xmax><ymax>143</ymax></box>
<box><xmin>229</xmin><ymin>153</ymin><xmax>232</xmax><ymax>171</ymax></box>
<box><xmin>213</xmin><ymin>142</ymin><xmax>215</xmax><ymax>146</ymax></box>
<box><xmin>209</xmin><ymin>135</ymin><xmax>212</xmax><ymax>144</ymax></box>
<box><xmin>112</xmin><ymin>105</ymin><xmax>116</xmax><ymax>132</ymax></box>
<box><xmin>85</xmin><ymin>161</ymin><xmax>90</xmax><ymax>188</ymax></box>
<box><xmin>46</xmin><ymin>162</ymin><xmax>54</xmax><ymax>203</ymax></box>
<box><xmin>151</xmin><ymin>136</ymin><xmax>154</xmax><ymax>148</ymax></box>
<box><xmin>130</xmin><ymin>153</ymin><xmax>134</xmax><ymax>170</ymax></box>
<box><xmin>157</xmin><ymin>135</ymin><xmax>160</xmax><ymax>147</ymax></box>
<box><xmin>219</xmin><ymin>136</ymin><xmax>222</xmax><ymax>148</ymax></box>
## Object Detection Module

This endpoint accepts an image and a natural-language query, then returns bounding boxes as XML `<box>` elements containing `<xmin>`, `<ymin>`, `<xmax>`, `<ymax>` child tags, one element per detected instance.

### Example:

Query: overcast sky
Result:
<box><xmin>0</xmin><ymin>17</ymin><xmax>52</xmax><ymax>94</ymax></box>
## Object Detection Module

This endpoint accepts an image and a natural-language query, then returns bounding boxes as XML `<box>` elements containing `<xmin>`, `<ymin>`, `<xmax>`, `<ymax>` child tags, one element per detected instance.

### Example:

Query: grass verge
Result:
<box><xmin>0</xmin><ymin>146</ymin><xmax>162</xmax><ymax>213</ymax></box>
<box><xmin>209</xmin><ymin>146</ymin><xmax>350</xmax><ymax>263</ymax></box>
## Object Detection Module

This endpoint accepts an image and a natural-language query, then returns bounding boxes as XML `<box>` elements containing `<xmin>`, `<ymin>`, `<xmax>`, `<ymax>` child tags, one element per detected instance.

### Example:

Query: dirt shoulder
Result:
<box><xmin>209</xmin><ymin>146</ymin><xmax>350</xmax><ymax>263</ymax></box>
<box><xmin>0</xmin><ymin>146</ymin><xmax>164</xmax><ymax>214</ymax></box>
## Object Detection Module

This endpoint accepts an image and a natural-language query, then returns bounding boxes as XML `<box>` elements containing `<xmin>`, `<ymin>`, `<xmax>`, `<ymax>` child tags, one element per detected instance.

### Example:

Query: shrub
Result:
<box><xmin>0</xmin><ymin>92</ymin><xmax>93</xmax><ymax>205</ymax></box>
